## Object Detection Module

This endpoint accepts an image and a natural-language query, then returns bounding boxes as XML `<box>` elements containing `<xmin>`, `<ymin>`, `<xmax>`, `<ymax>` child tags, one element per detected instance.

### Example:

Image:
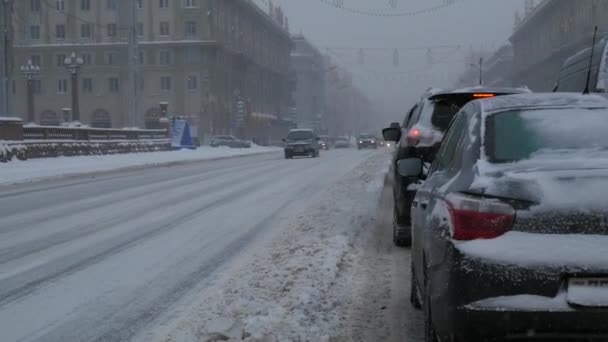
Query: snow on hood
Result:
<box><xmin>455</xmin><ymin>231</ymin><xmax>608</xmax><ymax>270</ymax></box>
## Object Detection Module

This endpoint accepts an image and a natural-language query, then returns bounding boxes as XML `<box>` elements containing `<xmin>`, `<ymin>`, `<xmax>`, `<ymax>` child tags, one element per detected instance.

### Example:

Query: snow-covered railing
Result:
<box><xmin>22</xmin><ymin>126</ymin><xmax>168</xmax><ymax>141</ymax></box>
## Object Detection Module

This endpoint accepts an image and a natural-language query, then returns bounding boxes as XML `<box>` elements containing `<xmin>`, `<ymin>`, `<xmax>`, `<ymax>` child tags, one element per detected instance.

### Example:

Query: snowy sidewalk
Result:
<box><xmin>0</xmin><ymin>145</ymin><xmax>281</xmax><ymax>186</ymax></box>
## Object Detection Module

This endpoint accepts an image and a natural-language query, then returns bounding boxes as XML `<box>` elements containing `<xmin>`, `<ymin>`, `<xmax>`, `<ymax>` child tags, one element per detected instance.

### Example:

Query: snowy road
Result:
<box><xmin>0</xmin><ymin>149</ymin><xmax>411</xmax><ymax>342</ymax></box>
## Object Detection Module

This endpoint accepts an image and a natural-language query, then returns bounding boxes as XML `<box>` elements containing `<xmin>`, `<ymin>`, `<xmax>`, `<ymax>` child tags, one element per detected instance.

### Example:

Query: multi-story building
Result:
<box><xmin>290</xmin><ymin>34</ymin><xmax>326</xmax><ymax>131</ymax></box>
<box><xmin>0</xmin><ymin>0</ymin><xmax>14</xmax><ymax>116</ymax></box>
<box><xmin>10</xmin><ymin>0</ymin><xmax>291</xmax><ymax>139</ymax></box>
<box><xmin>510</xmin><ymin>0</ymin><xmax>608</xmax><ymax>91</ymax></box>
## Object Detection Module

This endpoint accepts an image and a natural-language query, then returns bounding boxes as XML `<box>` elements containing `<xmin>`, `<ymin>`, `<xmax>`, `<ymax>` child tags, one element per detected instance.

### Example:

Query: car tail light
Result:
<box><xmin>406</xmin><ymin>127</ymin><xmax>421</xmax><ymax>145</ymax></box>
<box><xmin>445</xmin><ymin>193</ymin><xmax>515</xmax><ymax>240</ymax></box>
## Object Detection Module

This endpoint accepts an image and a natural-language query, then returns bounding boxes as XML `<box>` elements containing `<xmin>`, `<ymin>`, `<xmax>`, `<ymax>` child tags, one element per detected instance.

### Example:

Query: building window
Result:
<box><xmin>187</xmin><ymin>75</ymin><xmax>198</xmax><ymax>90</ymax></box>
<box><xmin>109</xmin><ymin>78</ymin><xmax>120</xmax><ymax>92</ymax></box>
<box><xmin>160</xmin><ymin>76</ymin><xmax>171</xmax><ymax>91</ymax></box>
<box><xmin>81</xmin><ymin>0</ymin><xmax>91</xmax><ymax>11</ymax></box>
<box><xmin>30</xmin><ymin>55</ymin><xmax>42</xmax><ymax>67</ymax></box>
<box><xmin>58</xmin><ymin>79</ymin><xmax>68</xmax><ymax>94</ymax></box>
<box><xmin>30</xmin><ymin>25</ymin><xmax>41</xmax><ymax>40</ymax></box>
<box><xmin>55</xmin><ymin>24</ymin><xmax>66</xmax><ymax>39</ymax></box>
<box><xmin>56</xmin><ymin>0</ymin><xmax>65</xmax><ymax>11</ymax></box>
<box><xmin>56</xmin><ymin>54</ymin><xmax>66</xmax><ymax>67</ymax></box>
<box><xmin>184</xmin><ymin>47</ymin><xmax>200</xmax><ymax>64</ymax></box>
<box><xmin>106</xmin><ymin>52</ymin><xmax>117</xmax><ymax>65</ymax></box>
<box><xmin>137</xmin><ymin>22</ymin><xmax>144</xmax><ymax>37</ymax></box>
<box><xmin>159</xmin><ymin>0</ymin><xmax>169</xmax><ymax>9</ymax></box>
<box><xmin>31</xmin><ymin>0</ymin><xmax>41</xmax><ymax>12</ymax></box>
<box><xmin>184</xmin><ymin>0</ymin><xmax>198</xmax><ymax>8</ymax></box>
<box><xmin>107</xmin><ymin>23</ymin><xmax>117</xmax><ymax>38</ymax></box>
<box><xmin>106</xmin><ymin>0</ymin><xmax>117</xmax><ymax>10</ymax></box>
<box><xmin>82</xmin><ymin>78</ymin><xmax>93</xmax><ymax>93</ymax></box>
<box><xmin>81</xmin><ymin>53</ymin><xmax>92</xmax><ymax>65</ymax></box>
<box><xmin>81</xmin><ymin>23</ymin><xmax>93</xmax><ymax>39</ymax></box>
<box><xmin>159</xmin><ymin>50</ymin><xmax>171</xmax><ymax>65</ymax></box>
<box><xmin>185</xmin><ymin>21</ymin><xmax>196</xmax><ymax>37</ymax></box>
<box><xmin>160</xmin><ymin>22</ymin><xmax>170</xmax><ymax>36</ymax></box>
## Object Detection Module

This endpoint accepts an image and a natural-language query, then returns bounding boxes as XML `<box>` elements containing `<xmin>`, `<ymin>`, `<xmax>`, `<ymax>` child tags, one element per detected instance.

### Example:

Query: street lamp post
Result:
<box><xmin>470</xmin><ymin>57</ymin><xmax>483</xmax><ymax>85</ymax></box>
<box><xmin>64</xmin><ymin>52</ymin><xmax>84</xmax><ymax>122</ymax></box>
<box><xmin>20</xmin><ymin>59</ymin><xmax>40</xmax><ymax>123</ymax></box>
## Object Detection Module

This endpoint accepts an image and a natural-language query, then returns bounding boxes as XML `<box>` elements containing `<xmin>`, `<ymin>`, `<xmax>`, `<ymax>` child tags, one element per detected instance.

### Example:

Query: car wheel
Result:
<box><xmin>410</xmin><ymin>262</ymin><xmax>422</xmax><ymax>309</ymax></box>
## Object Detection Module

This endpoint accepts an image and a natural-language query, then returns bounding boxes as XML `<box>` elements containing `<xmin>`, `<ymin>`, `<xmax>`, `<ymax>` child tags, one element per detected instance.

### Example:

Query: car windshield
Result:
<box><xmin>287</xmin><ymin>130</ymin><xmax>313</xmax><ymax>140</ymax></box>
<box><xmin>488</xmin><ymin>108</ymin><xmax>608</xmax><ymax>162</ymax></box>
<box><xmin>427</xmin><ymin>94</ymin><xmax>495</xmax><ymax>131</ymax></box>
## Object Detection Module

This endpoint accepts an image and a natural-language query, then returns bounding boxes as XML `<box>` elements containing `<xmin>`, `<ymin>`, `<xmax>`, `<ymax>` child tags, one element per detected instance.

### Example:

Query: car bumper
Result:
<box><xmin>453</xmin><ymin>306</ymin><xmax>608</xmax><ymax>340</ymax></box>
<box><xmin>285</xmin><ymin>146</ymin><xmax>315</xmax><ymax>155</ymax></box>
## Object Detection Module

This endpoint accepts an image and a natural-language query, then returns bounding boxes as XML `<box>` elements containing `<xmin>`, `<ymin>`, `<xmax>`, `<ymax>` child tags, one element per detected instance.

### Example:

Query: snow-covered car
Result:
<box><xmin>210</xmin><ymin>135</ymin><xmax>252</xmax><ymax>148</ymax></box>
<box><xmin>399</xmin><ymin>93</ymin><xmax>608</xmax><ymax>341</ymax></box>
<box><xmin>334</xmin><ymin>137</ymin><xmax>350</xmax><ymax>148</ymax></box>
<box><xmin>283</xmin><ymin>129</ymin><xmax>320</xmax><ymax>159</ymax></box>
<box><xmin>383</xmin><ymin>86</ymin><xmax>531</xmax><ymax>247</ymax></box>
<box><xmin>357</xmin><ymin>134</ymin><xmax>378</xmax><ymax>149</ymax></box>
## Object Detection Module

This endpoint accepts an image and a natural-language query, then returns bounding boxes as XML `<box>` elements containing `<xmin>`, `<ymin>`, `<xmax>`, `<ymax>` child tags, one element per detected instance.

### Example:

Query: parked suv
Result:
<box><xmin>357</xmin><ymin>134</ymin><xmax>378</xmax><ymax>149</ymax></box>
<box><xmin>383</xmin><ymin>87</ymin><xmax>530</xmax><ymax>246</ymax></box>
<box><xmin>283</xmin><ymin>129</ymin><xmax>320</xmax><ymax>159</ymax></box>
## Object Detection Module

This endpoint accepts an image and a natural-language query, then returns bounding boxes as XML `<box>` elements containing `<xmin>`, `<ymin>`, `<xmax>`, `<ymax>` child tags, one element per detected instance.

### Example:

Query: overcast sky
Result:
<box><xmin>254</xmin><ymin>0</ymin><xmax>528</xmax><ymax>124</ymax></box>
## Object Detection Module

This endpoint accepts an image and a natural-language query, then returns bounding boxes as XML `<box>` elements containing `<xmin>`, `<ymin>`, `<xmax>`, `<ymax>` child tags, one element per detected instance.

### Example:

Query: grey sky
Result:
<box><xmin>256</xmin><ymin>0</ymin><xmax>527</xmax><ymax>125</ymax></box>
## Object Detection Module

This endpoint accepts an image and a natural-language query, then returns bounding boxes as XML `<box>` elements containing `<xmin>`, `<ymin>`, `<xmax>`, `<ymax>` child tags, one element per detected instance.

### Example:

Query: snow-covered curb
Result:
<box><xmin>0</xmin><ymin>145</ymin><xmax>281</xmax><ymax>186</ymax></box>
<box><xmin>149</xmin><ymin>153</ymin><xmax>391</xmax><ymax>342</ymax></box>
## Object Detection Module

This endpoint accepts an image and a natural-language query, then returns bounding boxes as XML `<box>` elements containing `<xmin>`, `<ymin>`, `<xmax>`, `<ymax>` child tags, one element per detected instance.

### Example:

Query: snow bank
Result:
<box><xmin>455</xmin><ymin>231</ymin><xmax>608</xmax><ymax>270</ymax></box>
<box><xmin>0</xmin><ymin>145</ymin><xmax>281</xmax><ymax>186</ymax></box>
<box><xmin>152</xmin><ymin>153</ymin><xmax>390</xmax><ymax>342</ymax></box>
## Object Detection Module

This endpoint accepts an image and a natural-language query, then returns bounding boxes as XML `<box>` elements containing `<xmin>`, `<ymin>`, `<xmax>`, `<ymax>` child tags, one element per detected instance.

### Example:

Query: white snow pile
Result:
<box><xmin>155</xmin><ymin>154</ymin><xmax>390</xmax><ymax>342</ymax></box>
<box><xmin>466</xmin><ymin>291</ymin><xmax>572</xmax><ymax>312</ymax></box>
<box><xmin>455</xmin><ymin>231</ymin><xmax>608</xmax><ymax>270</ymax></box>
<box><xmin>0</xmin><ymin>145</ymin><xmax>281</xmax><ymax>186</ymax></box>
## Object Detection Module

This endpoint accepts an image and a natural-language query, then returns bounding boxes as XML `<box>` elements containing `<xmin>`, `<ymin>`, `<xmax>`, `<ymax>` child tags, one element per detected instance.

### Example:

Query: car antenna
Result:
<box><xmin>583</xmin><ymin>25</ymin><xmax>599</xmax><ymax>95</ymax></box>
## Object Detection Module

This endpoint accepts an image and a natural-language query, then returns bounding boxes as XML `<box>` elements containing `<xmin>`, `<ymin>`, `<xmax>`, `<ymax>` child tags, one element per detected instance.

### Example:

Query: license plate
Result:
<box><xmin>295</xmin><ymin>146</ymin><xmax>304</xmax><ymax>152</ymax></box>
<box><xmin>567</xmin><ymin>278</ymin><xmax>608</xmax><ymax>307</ymax></box>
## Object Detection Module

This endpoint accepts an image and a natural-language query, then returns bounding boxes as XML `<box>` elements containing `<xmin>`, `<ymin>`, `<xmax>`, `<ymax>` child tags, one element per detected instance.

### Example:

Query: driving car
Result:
<box><xmin>357</xmin><ymin>134</ymin><xmax>378</xmax><ymax>149</ymax></box>
<box><xmin>395</xmin><ymin>93</ymin><xmax>608</xmax><ymax>342</ymax></box>
<box><xmin>318</xmin><ymin>135</ymin><xmax>331</xmax><ymax>150</ymax></box>
<box><xmin>334</xmin><ymin>137</ymin><xmax>351</xmax><ymax>148</ymax></box>
<box><xmin>383</xmin><ymin>86</ymin><xmax>531</xmax><ymax>246</ymax></box>
<box><xmin>210</xmin><ymin>135</ymin><xmax>252</xmax><ymax>148</ymax></box>
<box><xmin>283</xmin><ymin>129</ymin><xmax>320</xmax><ymax>159</ymax></box>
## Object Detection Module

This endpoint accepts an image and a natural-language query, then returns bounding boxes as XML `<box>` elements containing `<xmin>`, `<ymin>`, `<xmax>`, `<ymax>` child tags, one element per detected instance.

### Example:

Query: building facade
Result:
<box><xmin>0</xmin><ymin>0</ymin><xmax>14</xmax><ymax>116</ymax></box>
<box><xmin>510</xmin><ymin>0</ymin><xmax>608</xmax><ymax>91</ymax></box>
<box><xmin>290</xmin><ymin>34</ymin><xmax>326</xmax><ymax>132</ymax></box>
<box><xmin>10</xmin><ymin>0</ymin><xmax>291</xmax><ymax>140</ymax></box>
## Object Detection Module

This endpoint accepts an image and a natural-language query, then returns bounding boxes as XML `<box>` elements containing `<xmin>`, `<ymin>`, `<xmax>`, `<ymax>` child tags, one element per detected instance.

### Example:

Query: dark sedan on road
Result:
<box><xmin>357</xmin><ymin>134</ymin><xmax>378</xmax><ymax>149</ymax></box>
<box><xmin>383</xmin><ymin>86</ymin><xmax>530</xmax><ymax>247</ymax></box>
<box><xmin>283</xmin><ymin>129</ymin><xmax>320</xmax><ymax>159</ymax></box>
<box><xmin>398</xmin><ymin>93</ymin><xmax>608</xmax><ymax>341</ymax></box>
<box><xmin>210</xmin><ymin>135</ymin><xmax>252</xmax><ymax>148</ymax></box>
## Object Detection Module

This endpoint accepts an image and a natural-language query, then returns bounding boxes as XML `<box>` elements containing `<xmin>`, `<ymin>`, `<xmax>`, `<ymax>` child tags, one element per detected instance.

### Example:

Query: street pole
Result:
<box><xmin>127</xmin><ymin>0</ymin><xmax>139</xmax><ymax>127</ymax></box>
<box><xmin>478</xmin><ymin>57</ymin><xmax>483</xmax><ymax>85</ymax></box>
<box><xmin>64</xmin><ymin>52</ymin><xmax>84</xmax><ymax>122</ymax></box>
<box><xmin>1</xmin><ymin>0</ymin><xmax>13</xmax><ymax>116</ymax></box>
<box><xmin>20</xmin><ymin>59</ymin><xmax>40</xmax><ymax>123</ymax></box>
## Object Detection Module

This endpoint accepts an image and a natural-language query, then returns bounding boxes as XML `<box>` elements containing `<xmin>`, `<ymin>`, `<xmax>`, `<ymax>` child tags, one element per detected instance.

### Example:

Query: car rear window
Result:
<box><xmin>287</xmin><ymin>131</ymin><xmax>313</xmax><ymax>140</ymax></box>
<box><xmin>487</xmin><ymin>108</ymin><xmax>608</xmax><ymax>162</ymax></box>
<box><xmin>426</xmin><ymin>94</ymin><xmax>483</xmax><ymax>131</ymax></box>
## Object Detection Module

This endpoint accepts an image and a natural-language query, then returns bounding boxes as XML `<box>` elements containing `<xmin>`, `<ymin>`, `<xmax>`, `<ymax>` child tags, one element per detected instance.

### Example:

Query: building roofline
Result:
<box><xmin>241</xmin><ymin>0</ymin><xmax>290</xmax><ymax>40</ymax></box>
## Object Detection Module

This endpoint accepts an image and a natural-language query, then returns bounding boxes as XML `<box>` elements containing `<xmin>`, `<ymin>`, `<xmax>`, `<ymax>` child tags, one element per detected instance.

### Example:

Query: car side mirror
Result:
<box><xmin>383</xmin><ymin>127</ymin><xmax>401</xmax><ymax>142</ymax></box>
<box><xmin>397</xmin><ymin>158</ymin><xmax>423</xmax><ymax>178</ymax></box>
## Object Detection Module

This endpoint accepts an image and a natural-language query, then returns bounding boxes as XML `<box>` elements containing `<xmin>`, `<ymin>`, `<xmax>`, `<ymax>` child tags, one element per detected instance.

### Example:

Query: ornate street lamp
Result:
<box><xmin>63</xmin><ymin>52</ymin><xmax>84</xmax><ymax>122</ymax></box>
<box><xmin>20</xmin><ymin>59</ymin><xmax>40</xmax><ymax>123</ymax></box>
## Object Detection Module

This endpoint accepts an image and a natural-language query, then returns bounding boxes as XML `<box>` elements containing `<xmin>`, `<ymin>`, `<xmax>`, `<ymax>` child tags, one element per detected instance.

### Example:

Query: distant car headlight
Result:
<box><xmin>359</xmin><ymin>141</ymin><xmax>363</xmax><ymax>144</ymax></box>
<box><xmin>371</xmin><ymin>140</ymin><xmax>375</xmax><ymax>144</ymax></box>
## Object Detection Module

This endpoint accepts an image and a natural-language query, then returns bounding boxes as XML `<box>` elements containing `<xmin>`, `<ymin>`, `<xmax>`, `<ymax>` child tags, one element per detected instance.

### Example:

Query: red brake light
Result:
<box><xmin>472</xmin><ymin>93</ymin><xmax>495</xmax><ymax>98</ymax></box>
<box><xmin>445</xmin><ymin>193</ymin><xmax>514</xmax><ymax>241</ymax></box>
<box><xmin>407</xmin><ymin>128</ymin><xmax>421</xmax><ymax>145</ymax></box>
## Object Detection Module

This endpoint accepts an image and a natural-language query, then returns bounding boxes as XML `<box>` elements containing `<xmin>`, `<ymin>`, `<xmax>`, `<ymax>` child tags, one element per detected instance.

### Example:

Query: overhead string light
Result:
<box><xmin>318</xmin><ymin>0</ymin><xmax>463</xmax><ymax>17</ymax></box>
